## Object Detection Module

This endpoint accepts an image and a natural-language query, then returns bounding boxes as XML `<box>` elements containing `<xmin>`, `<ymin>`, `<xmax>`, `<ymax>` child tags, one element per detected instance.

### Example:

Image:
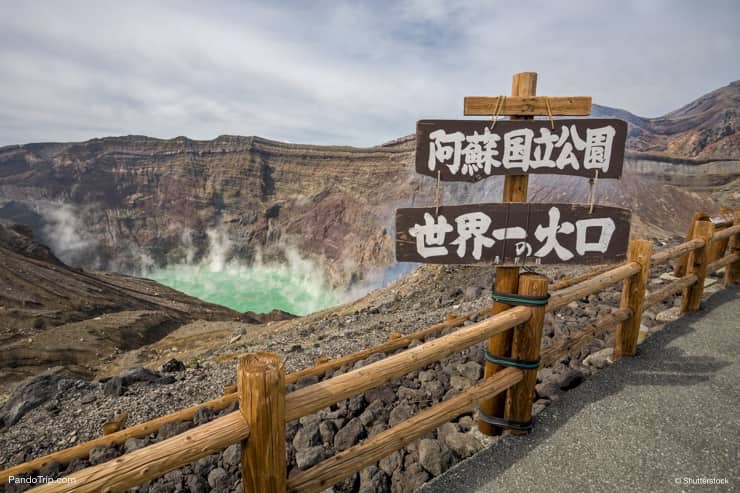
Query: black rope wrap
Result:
<box><xmin>477</xmin><ymin>409</ymin><xmax>534</xmax><ymax>431</ymax></box>
<box><xmin>491</xmin><ymin>291</ymin><xmax>550</xmax><ymax>306</ymax></box>
<box><xmin>483</xmin><ymin>349</ymin><xmax>541</xmax><ymax>369</ymax></box>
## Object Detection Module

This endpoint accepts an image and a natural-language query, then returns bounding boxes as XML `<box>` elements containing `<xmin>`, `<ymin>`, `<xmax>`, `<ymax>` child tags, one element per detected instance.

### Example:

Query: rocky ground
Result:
<box><xmin>1</xmin><ymin>250</ymin><xmax>727</xmax><ymax>493</ymax></box>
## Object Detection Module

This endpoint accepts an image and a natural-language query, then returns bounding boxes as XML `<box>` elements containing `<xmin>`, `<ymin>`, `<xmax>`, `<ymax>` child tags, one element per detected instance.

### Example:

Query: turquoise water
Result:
<box><xmin>147</xmin><ymin>262</ymin><xmax>338</xmax><ymax>316</ymax></box>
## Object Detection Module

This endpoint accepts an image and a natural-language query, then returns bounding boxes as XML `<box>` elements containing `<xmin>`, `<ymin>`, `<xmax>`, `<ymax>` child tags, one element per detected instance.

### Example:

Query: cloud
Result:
<box><xmin>0</xmin><ymin>0</ymin><xmax>738</xmax><ymax>147</ymax></box>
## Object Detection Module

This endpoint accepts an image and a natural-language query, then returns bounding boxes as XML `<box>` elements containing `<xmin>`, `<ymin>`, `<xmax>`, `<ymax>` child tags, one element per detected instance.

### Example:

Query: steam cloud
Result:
<box><xmin>33</xmin><ymin>202</ymin><xmax>411</xmax><ymax>315</ymax></box>
<box><xmin>40</xmin><ymin>203</ymin><xmax>100</xmax><ymax>267</ymax></box>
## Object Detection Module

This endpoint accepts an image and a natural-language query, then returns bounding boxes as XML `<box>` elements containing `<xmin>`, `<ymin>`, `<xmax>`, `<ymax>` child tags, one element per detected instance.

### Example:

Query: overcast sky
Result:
<box><xmin>1</xmin><ymin>0</ymin><xmax>738</xmax><ymax>147</ymax></box>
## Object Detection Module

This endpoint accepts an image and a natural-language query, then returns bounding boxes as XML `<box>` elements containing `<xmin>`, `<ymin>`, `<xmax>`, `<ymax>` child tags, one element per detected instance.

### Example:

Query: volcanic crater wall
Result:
<box><xmin>0</xmin><ymin>133</ymin><xmax>732</xmax><ymax>291</ymax></box>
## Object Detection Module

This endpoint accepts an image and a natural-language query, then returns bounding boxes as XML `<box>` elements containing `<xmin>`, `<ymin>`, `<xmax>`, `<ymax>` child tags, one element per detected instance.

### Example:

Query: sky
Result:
<box><xmin>1</xmin><ymin>0</ymin><xmax>738</xmax><ymax>147</ymax></box>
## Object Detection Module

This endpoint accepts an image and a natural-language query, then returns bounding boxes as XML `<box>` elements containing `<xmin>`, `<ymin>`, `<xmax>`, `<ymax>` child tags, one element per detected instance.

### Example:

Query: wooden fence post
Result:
<box><xmin>614</xmin><ymin>239</ymin><xmax>652</xmax><ymax>359</ymax></box>
<box><xmin>708</xmin><ymin>207</ymin><xmax>733</xmax><ymax>263</ymax></box>
<box><xmin>504</xmin><ymin>274</ymin><xmax>548</xmax><ymax>435</ymax></box>
<box><xmin>238</xmin><ymin>353</ymin><xmax>286</xmax><ymax>493</ymax></box>
<box><xmin>681</xmin><ymin>220</ymin><xmax>714</xmax><ymax>313</ymax></box>
<box><xmin>674</xmin><ymin>212</ymin><xmax>708</xmax><ymax>276</ymax></box>
<box><xmin>724</xmin><ymin>211</ymin><xmax>740</xmax><ymax>287</ymax></box>
<box><xmin>479</xmin><ymin>71</ymin><xmax>536</xmax><ymax>437</ymax></box>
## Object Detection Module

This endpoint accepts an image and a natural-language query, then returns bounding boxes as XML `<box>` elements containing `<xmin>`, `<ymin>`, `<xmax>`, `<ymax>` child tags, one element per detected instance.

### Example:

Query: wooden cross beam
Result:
<box><xmin>464</xmin><ymin>95</ymin><xmax>592</xmax><ymax>116</ymax></box>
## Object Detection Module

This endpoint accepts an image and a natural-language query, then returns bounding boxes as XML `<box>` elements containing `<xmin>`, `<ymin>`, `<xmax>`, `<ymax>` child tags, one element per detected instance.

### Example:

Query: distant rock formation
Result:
<box><xmin>593</xmin><ymin>80</ymin><xmax>739</xmax><ymax>160</ymax></box>
<box><xmin>241</xmin><ymin>308</ymin><xmax>297</xmax><ymax>324</ymax></box>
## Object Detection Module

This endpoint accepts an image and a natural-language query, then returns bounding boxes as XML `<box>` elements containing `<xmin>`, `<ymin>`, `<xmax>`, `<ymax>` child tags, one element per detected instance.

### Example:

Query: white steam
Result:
<box><xmin>40</xmin><ymin>203</ymin><xmax>99</xmax><ymax>267</ymax></box>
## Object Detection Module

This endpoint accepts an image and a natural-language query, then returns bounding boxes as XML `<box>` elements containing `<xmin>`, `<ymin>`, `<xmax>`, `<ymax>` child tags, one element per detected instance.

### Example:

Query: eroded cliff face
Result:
<box><xmin>0</xmin><ymin>133</ymin><xmax>733</xmax><ymax>291</ymax></box>
<box><xmin>0</xmin><ymin>136</ymin><xmax>418</xmax><ymax>287</ymax></box>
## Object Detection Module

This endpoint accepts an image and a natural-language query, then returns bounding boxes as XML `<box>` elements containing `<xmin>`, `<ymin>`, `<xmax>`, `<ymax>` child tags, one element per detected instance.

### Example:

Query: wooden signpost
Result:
<box><xmin>395</xmin><ymin>71</ymin><xmax>631</xmax><ymax>437</ymax></box>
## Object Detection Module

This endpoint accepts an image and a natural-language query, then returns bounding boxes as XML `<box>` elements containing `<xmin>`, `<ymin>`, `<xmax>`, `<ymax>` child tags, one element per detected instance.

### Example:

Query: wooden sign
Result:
<box><xmin>416</xmin><ymin>119</ymin><xmax>627</xmax><ymax>181</ymax></box>
<box><xmin>396</xmin><ymin>203</ymin><xmax>630</xmax><ymax>265</ymax></box>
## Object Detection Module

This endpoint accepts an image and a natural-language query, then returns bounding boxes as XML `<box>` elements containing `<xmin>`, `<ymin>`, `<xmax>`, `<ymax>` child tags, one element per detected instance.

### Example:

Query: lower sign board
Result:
<box><xmin>396</xmin><ymin>203</ymin><xmax>630</xmax><ymax>265</ymax></box>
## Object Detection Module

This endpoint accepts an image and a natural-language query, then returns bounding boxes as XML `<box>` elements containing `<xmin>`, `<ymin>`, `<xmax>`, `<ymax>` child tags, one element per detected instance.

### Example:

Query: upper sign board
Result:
<box><xmin>416</xmin><ymin>119</ymin><xmax>627</xmax><ymax>181</ymax></box>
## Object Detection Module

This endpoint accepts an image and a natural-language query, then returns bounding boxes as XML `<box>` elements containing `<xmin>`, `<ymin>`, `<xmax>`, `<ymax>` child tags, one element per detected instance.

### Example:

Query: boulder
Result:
<box><xmin>555</xmin><ymin>367</ymin><xmax>585</xmax><ymax>390</ymax></box>
<box><xmin>455</xmin><ymin>361</ymin><xmax>482</xmax><ymax>381</ymax></box>
<box><xmin>359</xmin><ymin>399</ymin><xmax>386</xmax><ymax>426</ymax></box>
<box><xmin>192</xmin><ymin>406</ymin><xmax>216</xmax><ymax>426</ymax></box>
<box><xmin>222</xmin><ymin>444</ymin><xmax>241</xmax><ymax>468</ymax></box>
<box><xmin>319</xmin><ymin>420</ymin><xmax>337</xmax><ymax>445</ymax></box>
<box><xmin>293</xmin><ymin>421</ymin><xmax>321</xmax><ymax>450</ymax></box>
<box><xmin>157</xmin><ymin>421</ymin><xmax>190</xmax><ymax>441</ymax></box>
<box><xmin>207</xmin><ymin>467</ymin><xmax>229</xmax><ymax>491</ymax></box>
<box><xmin>295</xmin><ymin>445</ymin><xmax>326</xmax><ymax>470</ymax></box>
<box><xmin>159</xmin><ymin>359</ymin><xmax>186</xmax><ymax>373</ymax></box>
<box><xmin>388</xmin><ymin>403</ymin><xmax>414</xmax><ymax>427</ymax></box>
<box><xmin>443</xmin><ymin>432</ymin><xmax>481</xmax><ymax>459</ymax></box>
<box><xmin>88</xmin><ymin>445</ymin><xmax>117</xmax><ymax>465</ymax></box>
<box><xmin>0</xmin><ymin>373</ymin><xmax>82</xmax><ymax>427</ymax></box>
<box><xmin>364</xmin><ymin>384</ymin><xmax>397</xmax><ymax>405</ymax></box>
<box><xmin>186</xmin><ymin>474</ymin><xmax>208</xmax><ymax>493</ymax></box>
<box><xmin>124</xmin><ymin>437</ymin><xmax>149</xmax><ymax>453</ymax></box>
<box><xmin>418</xmin><ymin>438</ymin><xmax>451</xmax><ymax>476</ymax></box>
<box><xmin>583</xmin><ymin>347</ymin><xmax>614</xmax><ymax>369</ymax></box>
<box><xmin>436</xmin><ymin>422</ymin><xmax>459</xmax><ymax>443</ymax></box>
<box><xmin>359</xmin><ymin>465</ymin><xmax>391</xmax><ymax>493</ymax></box>
<box><xmin>334</xmin><ymin>417</ymin><xmax>364</xmax><ymax>451</ymax></box>
<box><xmin>535</xmin><ymin>382</ymin><xmax>561</xmax><ymax>401</ymax></box>
<box><xmin>391</xmin><ymin>463</ymin><xmax>430</xmax><ymax>493</ymax></box>
<box><xmin>379</xmin><ymin>450</ymin><xmax>403</xmax><ymax>476</ymax></box>
<box><xmin>103</xmin><ymin>377</ymin><xmax>124</xmax><ymax>397</ymax></box>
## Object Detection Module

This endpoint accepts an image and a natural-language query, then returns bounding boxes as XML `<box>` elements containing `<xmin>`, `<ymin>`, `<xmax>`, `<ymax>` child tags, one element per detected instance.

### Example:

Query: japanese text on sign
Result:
<box><xmin>415</xmin><ymin>119</ymin><xmax>627</xmax><ymax>181</ymax></box>
<box><xmin>395</xmin><ymin>203</ymin><xmax>631</xmax><ymax>265</ymax></box>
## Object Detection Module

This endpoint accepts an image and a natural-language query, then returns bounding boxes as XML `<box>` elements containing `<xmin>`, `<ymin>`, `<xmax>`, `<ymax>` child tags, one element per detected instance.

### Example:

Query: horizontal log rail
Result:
<box><xmin>712</xmin><ymin>223</ymin><xmax>740</xmax><ymax>241</ymax></box>
<box><xmin>707</xmin><ymin>252</ymin><xmax>739</xmax><ymax>275</ymax></box>
<box><xmin>286</xmin><ymin>313</ymin><xmax>472</xmax><ymax>383</ymax></box>
<box><xmin>287</xmin><ymin>368</ymin><xmax>523</xmax><ymax>493</ymax></box>
<box><xmin>28</xmin><ymin>412</ymin><xmax>249</xmax><ymax>493</ymax></box>
<box><xmin>549</xmin><ymin>264</ymin><xmax>619</xmax><ymax>291</ymax></box>
<box><xmin>540</xmin><ymin>308</ymin><xmax>631</xmax><ymax>367</ymax></box>
<box><xmin>650</xmin><ymin>239</ymin><xmax>705</xmax><ymax>265</ymax></box>
<box><xmin>644</xmin><ymin>274</ymin><xmax>698</xmax><ymax>310</ymax></box>
<box><xmin>546</xmin><ymin>262</ymin><xmax>641</xmax><ymax>312</ymax></box>
<box><xmin>284</xmin><ymin>307</ymin><xmax>531</xmax><ymax>421</ymax></box>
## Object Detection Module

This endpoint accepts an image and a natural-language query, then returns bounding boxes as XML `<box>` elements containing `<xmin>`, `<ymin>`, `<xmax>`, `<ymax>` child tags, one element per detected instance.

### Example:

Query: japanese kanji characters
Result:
<box><xmin>450</xmin><ymin>212</ymin><xmax>495</xmax><ymax>259</ymax></box>
<box><xmin>408</xmin><ymin>212</ymin><xmax>453</xmax><ymax>258</ymax></box>
<box><xmin>426</xmin><ymin>123</ymin><xmax>617</xmax><ymax>176</ymax></box>
<box><xmin>405</xmin><ymin>206</ymin><xmax>619</xmax><ymax>263</ymax></box>
<box><xmin>533</xmin><ymin>206</ymin><xmax>577</xmax><ymax>260</ymax></box>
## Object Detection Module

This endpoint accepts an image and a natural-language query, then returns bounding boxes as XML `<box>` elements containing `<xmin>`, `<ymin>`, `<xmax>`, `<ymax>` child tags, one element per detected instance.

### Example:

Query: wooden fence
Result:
<box><xmin>2</xmin><ymin>210</ymin><xmax>738</xmax><ymax>493</ymax></box>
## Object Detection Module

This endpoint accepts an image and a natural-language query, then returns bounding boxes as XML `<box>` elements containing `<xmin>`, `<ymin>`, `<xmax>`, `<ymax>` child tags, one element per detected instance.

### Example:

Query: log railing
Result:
<box><xmin>3</xmin><ymin>208</ymin><xmax>737</xmax><ymax>493</ymax></box>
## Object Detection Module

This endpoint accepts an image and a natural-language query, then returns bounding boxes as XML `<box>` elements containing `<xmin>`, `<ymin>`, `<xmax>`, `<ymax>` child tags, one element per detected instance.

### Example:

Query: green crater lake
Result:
<box><xmin>147</xmin><ymin>263</ymin><xmax>338</xmax><ymax>316</ymax></box>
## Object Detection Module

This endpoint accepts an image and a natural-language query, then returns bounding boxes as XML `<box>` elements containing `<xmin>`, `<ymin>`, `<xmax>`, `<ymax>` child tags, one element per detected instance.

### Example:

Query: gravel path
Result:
<box><xmin>421</xmin><ymin>286</ymin><xmax>739</xmax><ymax>493</ymax></box>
